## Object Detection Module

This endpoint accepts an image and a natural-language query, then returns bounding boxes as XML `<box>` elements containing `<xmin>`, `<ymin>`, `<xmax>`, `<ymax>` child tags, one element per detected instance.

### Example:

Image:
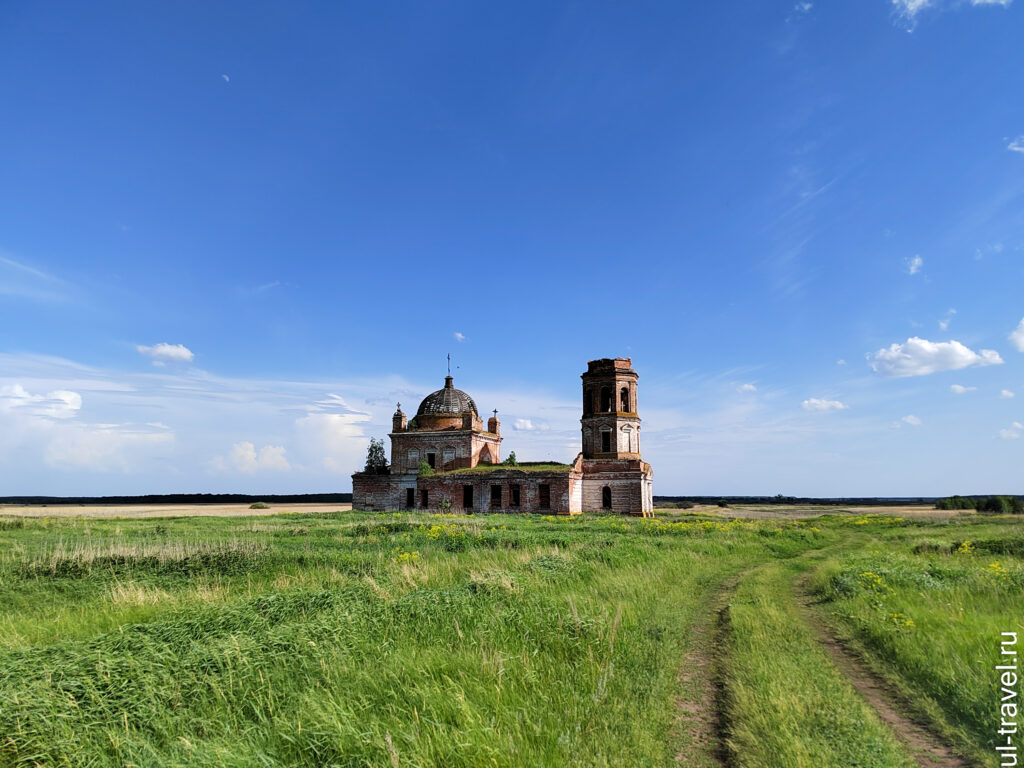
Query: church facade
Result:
<box><xmin>351</xmin><ymin>358</ymin><xmax>654</xmax><ymax>515</ymax></box>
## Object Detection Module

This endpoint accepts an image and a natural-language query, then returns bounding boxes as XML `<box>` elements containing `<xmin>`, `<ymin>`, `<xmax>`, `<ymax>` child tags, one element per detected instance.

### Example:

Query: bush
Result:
<box><xmin>417</xmin><ymin>461</ymin><xmax>434</xmax><ymax>477</ymax></box>
<box><xmin>977</xmin><ymin>495</ymin><xmax>1023</xmax><ymax>515</ymax></box>
<box><xmin>503</xmin><ymin>451</ymin><xmax>519</xmax><ymax>467</ymax></box>
<box><xmin>249</xmin><ymin>502</ymin><xmax>270</xmax><ymax>510</ymax></box>
<box><xmin>717</xmin><ymin>499</ymin><xmax>729</xmax><ymax>508</ymax></box>
<box><xmin>935</xmin><ymin>495</ymin><xmax>976</xmax><ymax>510</ymax></box>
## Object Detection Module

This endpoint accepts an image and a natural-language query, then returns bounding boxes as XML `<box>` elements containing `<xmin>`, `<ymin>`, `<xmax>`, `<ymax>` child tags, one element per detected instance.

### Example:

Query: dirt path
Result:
<box><xmin>672</xmin><ymin>573</ymin><xmax>746</xmax><ymax>767</ymax></box>
<box><xmin>793</xmin><ymin>581</ymin><xmax>969</xmax><ymax>768</ymax></box>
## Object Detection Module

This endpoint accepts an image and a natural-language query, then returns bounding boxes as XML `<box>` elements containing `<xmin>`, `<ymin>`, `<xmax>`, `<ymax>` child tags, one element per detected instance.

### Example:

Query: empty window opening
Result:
<box><xmin>584</xmin><ymin>387</ymin><xmax>593</xmax><ymax>415</ymax></box>
<box><xmin>463</xmin><ymin>485</ymin><xmax>474</xmax><ymax>508</ymax></box>
<box><xmin>620</xmin><ymin>387</ymin><xmax>629</xmax><ymax>412</ymax></box>
<box><xmin>602</xmin><ymin>486</ymin><xmax>612</xmax><ymax>509</ymax></box>
<box><xmin>426</xmin><ymin>452</ymin><xmax>436</xmax><ymax>469</ymax></box>
<box><xmin>490</xmin><ymin>485</ymin><xmax>502</xmax><ymax>508</ymax></box>
<box><xmin>408</xmin><ymin>449</ymin><xmax>419</xmax><ymax>467</ymax></box>
<box><xmin>600</xmin><ymin>386</ymin><xmax>612</xmax><ymax>412</ymax></box>
<box><xmin>538</xmin><ymin>484</ymin><xmax>551</xmax><ymax>509</ymax></box>
<box><xmin>510</xmin><ymin>485</ymin><xmax>521</xmax><ymax>507</ymax></box>
<box><xmin>602</xmin><ymin>430</ymin><xmax>611</xmax><ymax>453</ymax></box>
<box><xmin>420</xmin><ymin>489</ymin><xmax>429</xmax><ymax>508</ymax></box>
<box><xmin>406</xmin><ymin>488</ymin><xmax>415</xmax><ymax>509</ymax></box>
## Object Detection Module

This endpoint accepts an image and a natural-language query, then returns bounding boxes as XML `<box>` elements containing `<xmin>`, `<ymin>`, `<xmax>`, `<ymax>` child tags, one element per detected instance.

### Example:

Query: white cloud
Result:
<box><xmin>222</xmin><ymin>74</ymin><xmax>230</xmax><ymax>83</ymax></box>
<box><xmin>793</xmin><ymin>2</ymin><xmax>813</xmax><ymax>12</ymax></box>
<box><xmin>1009</xmin><ymin>318</ymin><xmax>1024</xmax><ymax>352</ymax></box>
<box><xmin>294</xmin><ymin>412</ymin><xmax>370</xmax><ymax>473</ymax></box>
<box><xmin>905</xmin><ymin>254</ymin><xmax>923</xmax><ymax>275</ymax></box>
<box><xmin>737</xmin><ymin>383</ymin><xmax>758</xmax><ymax>393</ymax></box>
<box><xmin>46</xmin><ymin>425</ymin><xmax>173</xmax><ymax>471</ymax></box>
<box><xmin>0</xmin><ymin>382</ymin><xmax>172</xmax><ymax>473</ymax></box>
<box><xmin>950</xmin><ymin>384</ymin><xmax>976</xmax><ymax>394</ymax></box>
<box><xmin>802</xmin><ymin>398</ymin><xmax>849</xmax><ymax>412</ymax></box>
<box><xmin>453</xmin><ymin>332</ymin><xmax>466</xmax><ymax>343</ymax></box>
<box><xmin>837</xmin><ymin>359</ymin><xmax>847</xmax><ymax>366</ymax></box>
<box><xmin>137</xmin><ymin>343</ymin><xmax>194</xmax><ymax>364</ymax></box>
<box><xmin>514</xmin><ymin>418</ymin><xmax>535</xmax><ymax>431</ymax></box>
<box><xmin>1000</xmin><ymin>421</ymin><xmax>1024</xmax><ymax>439</ymax></box>
<box><xmin>901</xmin><ymin>414</ymin><xmax>922</xmax><ymax>426</ymax></box>
<box><xmin>1009</xmin><ymin>136</ymin><xmax>1024</xmax><ymax>154</ymax></box>
<box><xmin>869</xmin><ymin>337</ymin><xmax>1003</xmax><ymax>377</ymax></box>
<box><xmin>0</xmin><ymin>384</ymin><xmax>82</xmax><ymax>419</ymax></box>
<box><xmin>939</xmin><ymin>308</ymin><xmax>957</xmax><ymax>331</ymax></box>
<box><xmin>1001</xmin><ymin>389</ymin><xmax>1015</xmax><ymax>399</ymax></box>
<box><xmin>222</xmin><ymin>442</ymin><xmax>291</xmax><ymax>473</ymax></box>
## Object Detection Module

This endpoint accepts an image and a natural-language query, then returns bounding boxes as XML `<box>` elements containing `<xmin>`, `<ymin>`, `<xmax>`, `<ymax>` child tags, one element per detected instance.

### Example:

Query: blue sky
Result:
<box><xmin>2</xmin><ymin>1</ymin><xmax>1023</xmax><ymax>497</ymax></box>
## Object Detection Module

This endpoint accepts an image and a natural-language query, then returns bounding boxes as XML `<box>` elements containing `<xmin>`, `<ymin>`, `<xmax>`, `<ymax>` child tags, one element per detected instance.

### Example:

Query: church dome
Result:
<box><xmin>417</xmin><ymin>376</ymin><xmax>478</xmax><ymax>417</ymax></box>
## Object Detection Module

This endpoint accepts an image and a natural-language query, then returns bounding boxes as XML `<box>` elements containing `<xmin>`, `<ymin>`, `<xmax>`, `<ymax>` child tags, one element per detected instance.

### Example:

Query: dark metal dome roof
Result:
<box><xmin>416</xmin><ymin>376</ymin><xmax>478</xmax><ymax>417</ymax></box>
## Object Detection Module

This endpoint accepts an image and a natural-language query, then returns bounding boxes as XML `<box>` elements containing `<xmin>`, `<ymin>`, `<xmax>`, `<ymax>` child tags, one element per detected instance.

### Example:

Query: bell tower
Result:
<box><xmin>580</xmin><ymin>357</ymin><xmax>641</xmax><ymax>459</ymax></box>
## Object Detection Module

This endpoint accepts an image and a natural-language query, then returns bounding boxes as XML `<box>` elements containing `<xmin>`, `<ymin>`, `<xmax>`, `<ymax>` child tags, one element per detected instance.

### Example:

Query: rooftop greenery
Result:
<box><xmin>436</xmin><ymin>462</ymin><xmax>572</xmax><ymax>476</ymax></box>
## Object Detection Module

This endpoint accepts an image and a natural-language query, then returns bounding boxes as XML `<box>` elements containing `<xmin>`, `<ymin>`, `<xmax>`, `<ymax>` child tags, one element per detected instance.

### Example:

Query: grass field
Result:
<box><xmin>0</xmin><ymin>508</ymin><xmax>1021</xmax><ymax>767</ymax></box>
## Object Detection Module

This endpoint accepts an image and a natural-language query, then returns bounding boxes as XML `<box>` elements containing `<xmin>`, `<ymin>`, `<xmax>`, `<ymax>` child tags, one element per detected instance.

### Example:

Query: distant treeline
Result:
<box><xmin>0</xmin><ymin>493</ymin><xmax>353</xmax><ymax>506</ymax></box>
<box><xmin>934</xmin><ymin>495</ymin><xmax>1023</xmax><ymax>513</ymax></box>
<box><xmin>653</xmin><ymin>495</ymin><xmax>935</xmax><ymax>507</ymax></box>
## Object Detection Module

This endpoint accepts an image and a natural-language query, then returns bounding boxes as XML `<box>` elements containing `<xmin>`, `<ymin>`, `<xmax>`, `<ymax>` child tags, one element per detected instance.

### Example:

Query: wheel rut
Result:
<box><xmin>792</xmin><ymin>579</ymin><xmax>970</xmax><ymax>768</ymax></box>
<box><xmin>672</xmin><ymin>572</ymin><xmax>747</xmax><ymax>767</ymax></box>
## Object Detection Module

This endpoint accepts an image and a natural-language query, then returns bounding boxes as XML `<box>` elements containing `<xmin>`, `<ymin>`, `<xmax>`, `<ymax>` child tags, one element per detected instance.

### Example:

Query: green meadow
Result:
<box><xmin>0</xmin><ymin>509</ymin><xmax>1021</xmax><ymax>767</ymax></box>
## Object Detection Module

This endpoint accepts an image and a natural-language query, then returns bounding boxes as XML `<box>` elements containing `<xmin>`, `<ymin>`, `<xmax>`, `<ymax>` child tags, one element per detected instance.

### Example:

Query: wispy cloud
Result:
<box><xmin>901</xmin><ymin>414</ymin><xmax>922</xmax><ymax>426</ymax></box>
<box><xmin>0</xmin><ymin>251</ymin><xmax>67</xmax><ymax>302</ymax></box>
<box><xmin>939</xmin><ymin>308</ymin><xmax>956</xmax><ymax>331</ymax></box>
<box><xmin>737</xmin><ymin>383</ymin><xmax>758</xmax><ymax>393</ymax></box>
<box><xmin>950</xmin><ymin>384</ymin><xmax>976</xmax><ymax>394</ymax></box>
<box><xmin>892</xmin><ymin>0</ymin><xmax>1012</xmax><ymax>30</ymax></box>
<box><xmin>1009</xmin><ymin>136</ymin><xmax>1024</xmax><ymax>154</ymax></box>
<box><xmin>1001</xmin><ymin>389</ymin><xmax>1015</xmax><ymax>399</ymax></box>
<box><xmin>869</xmin><ymin>337</ymin><xmax>1003</xmax><ymax>377</ymax></box>
<box><xmin>905</xmin><ymin>254</ymin><xmax>923</xmax><ymax>275</ymax></box>
<box><xmin>453</xmin><ymin>331</ymin><xmax>466</xmax><ymax>343</ymax></box>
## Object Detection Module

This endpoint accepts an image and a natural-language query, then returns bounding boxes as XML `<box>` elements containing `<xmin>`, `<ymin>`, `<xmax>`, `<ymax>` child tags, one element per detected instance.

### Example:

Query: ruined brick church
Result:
<box><xmin>352</xmin><ymin>358</ymin><xmax>654</xmax><ymax>515</ymax></box>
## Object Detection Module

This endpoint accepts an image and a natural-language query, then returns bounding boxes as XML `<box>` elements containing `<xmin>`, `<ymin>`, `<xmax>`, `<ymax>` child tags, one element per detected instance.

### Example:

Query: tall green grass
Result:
<box><xmin>0</xmin><ymin>511</ymin><xmax>823</xmax><ymax>766</ymax></box>
<box><xmin>808</xmin><ymin>519</ymin><xmax>1024</xmax><ymax>764</ymax></box>
<box><xmin>721</xmin><ymin>563</ymin><xmax>916</xmax><ymax>768</ymax></box>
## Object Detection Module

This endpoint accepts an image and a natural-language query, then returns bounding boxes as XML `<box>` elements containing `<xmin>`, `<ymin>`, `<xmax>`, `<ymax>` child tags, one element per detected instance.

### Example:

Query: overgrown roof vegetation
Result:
<box><xmin>437</xmin><ymin>462</ymin><xmax>573</xmax><ymax>476</ymax></box>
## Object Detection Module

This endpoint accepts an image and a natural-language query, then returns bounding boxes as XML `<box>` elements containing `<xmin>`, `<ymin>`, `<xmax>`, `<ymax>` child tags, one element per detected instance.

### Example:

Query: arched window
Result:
<box><xmin>584</xmin><ymin>387</ymin><xmax>593</xmax><ymax>415</ymax></box>
<box><xmin>622</xmin><ymin>425</ymin><xmax>633</xmax><ymax>452</ymax></box>
<box><xmin>602</xmin><ymin>486</ymin><xmax>612</xmax><ymax>509</ymax></box>
<box><xmin>601</xmin><ymin>428</ymin><xmax>611</xmax><ymax>453</ymax></box>
<box><xmin>620</xmin><ymin>387</ymin><xmax>629</xmax><ymax>412</ymax></box>
<box><xmin>600</xmin><ymin>386</ymin><xmax>612</xmax><ymax>412</ymax></box>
